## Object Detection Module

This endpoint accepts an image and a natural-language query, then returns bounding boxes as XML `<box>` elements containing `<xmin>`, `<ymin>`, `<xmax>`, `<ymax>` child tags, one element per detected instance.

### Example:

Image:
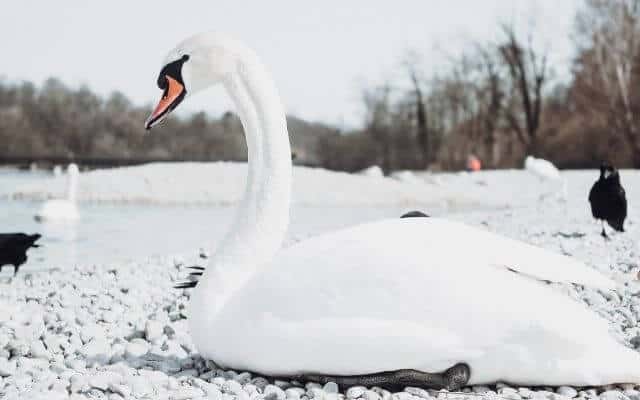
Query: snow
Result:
<box><xmin>7</xmin><ymin>162</ymin><xmax>505</xmax><ymax>210</ymax></box>
<box><xmin>390</xmin><ymin>170</ymin><xmax>421</xmax><ymax>184</ymax></box>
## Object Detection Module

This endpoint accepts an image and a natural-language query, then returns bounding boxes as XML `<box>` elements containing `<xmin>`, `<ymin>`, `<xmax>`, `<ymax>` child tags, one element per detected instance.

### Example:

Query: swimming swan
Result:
<box><xmin>35</xmin><ymin>163</ymin><xmax>80</xmax><ymax>222</ymax></box>
<box><xmin>145</xmin><ymin>32</ymin><xmax>640</xmax><ymax>389</ymax></box>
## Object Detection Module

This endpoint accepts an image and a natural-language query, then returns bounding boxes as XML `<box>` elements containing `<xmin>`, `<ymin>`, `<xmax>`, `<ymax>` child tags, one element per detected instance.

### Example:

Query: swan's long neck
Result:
<box><xmin>67</xmin><ymin>173</ymin><xmax>78</xmax><ymax>203</ymax></box>
<box><xmin>191</xmin><ymin>49</ymin><xmax>292</xmax><ymax>319</ymax></box>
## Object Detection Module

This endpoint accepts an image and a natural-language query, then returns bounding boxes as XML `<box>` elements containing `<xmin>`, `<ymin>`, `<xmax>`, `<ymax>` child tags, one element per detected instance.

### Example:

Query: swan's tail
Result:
<box><xmin>174</xmin><ymin>266</ymin><xmax>204</xmax><ymax>289</ymax></box>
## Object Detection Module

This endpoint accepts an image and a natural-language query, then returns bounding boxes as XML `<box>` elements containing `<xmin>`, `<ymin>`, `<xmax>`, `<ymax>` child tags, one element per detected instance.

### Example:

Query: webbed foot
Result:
<box><xmin>299</xmin><ymin>363</ymin><xmax>471</xmax><ymax>391</ymax></box>
<box><xmin>443</xmin><ymin>363</ymin><xmax>470</xmax><ymax>391</ymax></box>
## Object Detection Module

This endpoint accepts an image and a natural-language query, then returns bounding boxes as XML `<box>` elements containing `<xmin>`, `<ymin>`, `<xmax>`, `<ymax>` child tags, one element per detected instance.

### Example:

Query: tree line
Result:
<box><xmin>320</xmin><ymin>0</ymin><xmax>640</xmax><ymax>172</ymax></box>
<box><xmin>0</xmin><ymin>77</ymin><xmax>339</xmax><ymax>167</ymax></box>
<box><xmin>1</xmin><ymin>0</ymin><xmax>639</xmax><ymax>172</ymax></box>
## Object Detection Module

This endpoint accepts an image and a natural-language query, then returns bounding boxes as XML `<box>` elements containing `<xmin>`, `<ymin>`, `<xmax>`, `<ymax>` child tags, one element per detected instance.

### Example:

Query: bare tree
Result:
<box><xmin>362</xmin><ymin>84</ymin><xmax>393</xmax><ymax>172</ymax></box>
<box><xmin>475</xmin><ymin>47</ymin><xmax>504</xmax><ymax>166</ymax></box>
<box><xmin>402</xmin><ymin>53</ymin><xmax>431</xmax><ymax>168</ymax></box>
<box><xmin>574</xmin><ymin>0</ymin><xmax>640</xmax><ymax>165</ymax></box>
<box><xmin>498</xmin><ymin>24</ymin><xmax>548</xmax><ymax>156</ymax></box>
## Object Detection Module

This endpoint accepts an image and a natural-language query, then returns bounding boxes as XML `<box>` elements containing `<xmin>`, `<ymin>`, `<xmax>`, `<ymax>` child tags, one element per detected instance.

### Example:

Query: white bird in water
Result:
<box><xmin>524</xmin><ymin>156</ymin><xmax>568</xmax><ymax>202</ymax></box>
<box><xmin>35</xmin><ymin>163</ymin><xmax>80</xmax><ymax>222</ymax></box>
<box><xmin>144</xmin><ymin>32</ymin><xmax>640</xmax><ymax>390</ymax></box>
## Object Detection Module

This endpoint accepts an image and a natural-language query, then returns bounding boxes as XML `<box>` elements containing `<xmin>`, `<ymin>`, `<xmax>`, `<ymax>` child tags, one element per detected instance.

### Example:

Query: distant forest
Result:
<box><xmin>1</xmin><ymin>0</ymin><xmax>640</xmax><ymax>172</ymax></box>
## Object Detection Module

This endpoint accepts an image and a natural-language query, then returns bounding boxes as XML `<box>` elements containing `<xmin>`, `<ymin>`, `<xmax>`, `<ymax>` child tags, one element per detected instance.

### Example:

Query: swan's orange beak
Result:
<box><xmin>145</xmin><ymin>76</ymin><xmax>187</xmax><ymax>130</ymax></box>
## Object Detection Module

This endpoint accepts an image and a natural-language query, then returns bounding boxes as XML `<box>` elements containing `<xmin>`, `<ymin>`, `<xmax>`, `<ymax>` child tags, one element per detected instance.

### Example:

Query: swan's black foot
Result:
<box><xmin>299</xmin><ymin>363</ymin><xmax>470</xmax><ymax>391</ymax></box>
<box><xmin>601</xmin><ymin>227</ymin><xmax>609</xmax><ymax>240</ymax></box>
<box><xmin>443</xmin><ymin>363</ymin><xmax>470</xmax><ymax>391</ymax></box>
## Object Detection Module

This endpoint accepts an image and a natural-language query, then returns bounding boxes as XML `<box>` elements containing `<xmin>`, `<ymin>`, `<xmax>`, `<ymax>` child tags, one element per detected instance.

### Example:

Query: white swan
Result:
<box><xmin>358</xmin><ymin>165</ymin><xmax>384</xmax><ymax>178</ymax></box>
<box><xmin>145</xmin><ymin>32</ymin><xmax>640</xmax><ymax>388</ymax></box>
<box><xmin>524</xmin><ymin>156</ymin><xmax>568</xmax><ymax>202</ymax></box>
<box><xmin>35</xmin><ymin>163</ymin><xmax>80</xmax><ymax>222</ymax></box>
<box><xmin>524</xmin><ymin>156</ymin><xmax>560</xmax><ymax>181</ymax></box>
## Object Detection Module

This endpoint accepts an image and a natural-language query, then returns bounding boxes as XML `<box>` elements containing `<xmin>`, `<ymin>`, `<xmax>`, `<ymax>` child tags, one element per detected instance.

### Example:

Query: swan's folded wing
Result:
<box><xmin>431</xmin><ymin>218</ymin><xmax>615</xmax><ymax>290</ymax></box>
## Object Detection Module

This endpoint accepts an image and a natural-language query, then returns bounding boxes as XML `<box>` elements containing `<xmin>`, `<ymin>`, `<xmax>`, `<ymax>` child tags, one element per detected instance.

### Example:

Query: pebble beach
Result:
<box><xmin>1</xmin><ymin>164</ymin><xmax>640</xmax><ymax>399</ymax></box>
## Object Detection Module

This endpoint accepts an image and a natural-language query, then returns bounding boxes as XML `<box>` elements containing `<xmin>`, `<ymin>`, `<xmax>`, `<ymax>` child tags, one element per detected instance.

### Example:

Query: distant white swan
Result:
<box><xmin>35</xmin><ymin>163</ymin><xmax>80</xmax><ymax>222</ymax></box>
<box><xmin>145</xmin><ymin>32</ymin><xmax>640</xmax><ymax>388</ymax></box>
<box><xmin>524</xmin><ymin>156</ymin><xmax>560</xmax><ymax>180</ymax></box>
<box><xmin>358</xmin><ymin>165</ymin><xmax>384</xmax><ymax>178</ymax></box>
<box><xmin>524</xmin><ymin>156</ymin><xmax>568</xmax><ymax>201</ymax></box>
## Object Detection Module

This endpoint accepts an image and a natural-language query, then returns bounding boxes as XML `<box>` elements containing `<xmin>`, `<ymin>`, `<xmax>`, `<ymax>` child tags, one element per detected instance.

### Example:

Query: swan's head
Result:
<box><xmin>67</xmin><ymin>163</ymin><xmax>79</xmax><ymax>176</ymax></box>
<box><xmin>145</xmin><ymin>32</ymin><xmax>243</xmax><ymax>130</ymax></box>
<box><xmin>524</xmin><ymin>156</ymin><xmax>534</xmax><ymax>167</ymax></box>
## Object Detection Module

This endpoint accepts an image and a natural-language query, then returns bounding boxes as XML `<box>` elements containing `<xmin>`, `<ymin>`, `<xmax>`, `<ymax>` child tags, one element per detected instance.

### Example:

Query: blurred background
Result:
<box><xmin>1</xmin><ymin>0</ymin><xmax>636</xmax><ymax>172</ymax></box>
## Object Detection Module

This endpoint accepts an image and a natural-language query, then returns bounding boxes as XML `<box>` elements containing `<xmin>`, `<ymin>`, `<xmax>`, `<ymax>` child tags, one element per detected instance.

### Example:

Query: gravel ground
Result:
<box><xmin>1</xmin><ymin>171</ymin><xmax>640</xmax><ymax>399</ymax></box>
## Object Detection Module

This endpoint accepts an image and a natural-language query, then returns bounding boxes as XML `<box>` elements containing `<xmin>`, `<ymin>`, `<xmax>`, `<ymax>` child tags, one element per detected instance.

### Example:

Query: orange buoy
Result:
<box><xmin>467</xmin><ymin>155</ymin><xmax>481</xmax><ymax>172</ymax></box>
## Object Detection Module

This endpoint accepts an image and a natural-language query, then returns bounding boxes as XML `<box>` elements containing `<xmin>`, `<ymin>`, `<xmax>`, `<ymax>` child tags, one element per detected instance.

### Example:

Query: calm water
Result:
<box><xmin>0</xmin><ymin>169</ymin><xmax>410</xmax><ymax>273</ymax></box>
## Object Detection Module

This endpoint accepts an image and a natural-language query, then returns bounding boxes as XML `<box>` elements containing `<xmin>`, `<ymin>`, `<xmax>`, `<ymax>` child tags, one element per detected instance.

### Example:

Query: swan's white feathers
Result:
<box><xmin>34</xmin><ymin>163</ymin><xmax>79</xmax><ymax>222</ymax></box>
<box><xmin>202</xmin><ymin>218</ymin><xmax>635</xmax><ymax>385</ymax></box>
<box><xmin>34</xmin><ymin>199</ymin><xmax>79</xmax><ymax>221</ymax></box>
<box><xmin>525</xmin><ymin>156</ymin><xmax>561</xmax><ymax>181</ymax></box>
<box><xmin>157</xmin><ymin>32</ymin><xmax>640</xmax><ymax>387</ymax></box>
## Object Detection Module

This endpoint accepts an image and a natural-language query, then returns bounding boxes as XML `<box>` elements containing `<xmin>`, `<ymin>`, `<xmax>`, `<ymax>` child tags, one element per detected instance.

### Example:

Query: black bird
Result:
<box><xmin>0</xmin><ymin>233</ymin><xmax>41</xmax><ymax>275</ymax></box>
<box><xmin>588</xmin><ymin>162</ymin><xmax>627</xmax><ymax>238</ymax></box>
<box><xmin>400</xmin><ymin>210</ymin><xmax>430</xmax><ymax>218</ymax></box>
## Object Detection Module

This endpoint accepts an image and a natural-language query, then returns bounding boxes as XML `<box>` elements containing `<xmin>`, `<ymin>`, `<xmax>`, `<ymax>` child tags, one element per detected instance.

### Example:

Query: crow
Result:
<box><xmin>0</xmin><ymin>233</ymin><xmax>41</xmax><ymax>275</ymax></box>
<box><xmin>588</xmin><ymin>162</ymin><xmax>627</xmax><ymax>238</ymax></box>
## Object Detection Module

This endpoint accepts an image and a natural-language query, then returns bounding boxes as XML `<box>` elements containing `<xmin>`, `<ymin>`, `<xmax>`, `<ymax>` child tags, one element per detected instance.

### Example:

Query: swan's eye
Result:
<box><xmin>158</xmin><ymin>75</ymin><xmax>168</xmax><ymax>90</ymax></box>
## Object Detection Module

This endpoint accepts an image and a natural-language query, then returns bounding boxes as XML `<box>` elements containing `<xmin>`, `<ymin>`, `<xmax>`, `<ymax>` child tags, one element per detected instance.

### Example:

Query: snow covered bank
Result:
<box><xmin>7</xmin><ymin>162</ymin><xmax>505</xmax><ymax>210</ymax></box>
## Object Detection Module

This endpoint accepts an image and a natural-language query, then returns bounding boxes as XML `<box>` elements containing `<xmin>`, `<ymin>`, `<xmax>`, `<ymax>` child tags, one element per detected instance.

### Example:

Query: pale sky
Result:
<box><xmin>1</xmin><ymin>0</ymin><xmax>580</xmax><ymax>127</ymax></box>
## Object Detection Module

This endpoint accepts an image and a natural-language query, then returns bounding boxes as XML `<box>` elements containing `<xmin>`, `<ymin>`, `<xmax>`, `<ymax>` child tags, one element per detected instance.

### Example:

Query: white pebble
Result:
<box><xmin>90</xmin><ymin>371</ymin><xmax>121</xmax><ymax>391</ymax></box>
<box><xmin>557</xmin><ymin>387</ymin><xmax>577</xmax><ymax>398</ymax></box>
<box><xmin>145</xmin><ymin>320</ymin><xmax>163</xmax><ymax>342</ymax></box>
<box><xmin>286</xmin><ymin>387</ymin><xmax>306</xmax><ymax>399</ymax></box>
<box><xmin>323</xmin><ymin>382</ymin><xmax>339</xmax><ymax>394</ymax></box>
<box><xmin>224</xmin><ymin>379</ymin><xmax>244</xmax><ymax>394</ymax></box>
<box><xmin>80</xmin><ymin>324</ymin><xmax>104</xmax><ymax>344</ymax></box>
<box><xmin>125</xmin><ymin>339</ymin><xmax>149</xmax><ymax>358</ymax></box>
<box><xmin>404</xmin><ymin>387</ymin><xmax>430</xmax><ymax>399</ymax></box>
<box><xmin>168</xmin><ymin>387</ymin><xmax>206</xmax><ymax>400</ymax></box>
<box><xmin>308</xmin><ymin>387</ymin><xmax>325</xmax><ymax>400</ymax></box>
<box><xmin>109</xmin><ymin>382</ymin><xmax>132</xmax><ymax>397</ymax></box>
<box><xmin>600</xmin><ymin>391</ymin><xmax>629</xmax><ymax>400</ymax></box>
<box><xmin>347</xmin><ymin>386</ymin><xmax>366</xmax><ymax>399</ymax></box>
<box><xmin>0</xmin><ymin>358</ymin><xmax>16</xmax><ymax>377</ymax></box>
<box><xmin>0</xmin><ymin>333</ymin><xmax>10</xmax><ymax>349</ymax></box>
<box><xmin>265</xmin><ymin>384</ymin><xmax>287</xmax><ymax>400</ymax></box>
<box><xmin>203</xmin><ymin>383</ymin><xmax>223</xmax><ymax>400</ymax></box>
<box><xmin>79</xmin><ymin>338</ymin><xmax>111</xmax><ymax>365</ymax></box>
<box><xmin>363</xmin><ymin>390</ymin><xmax>381</xmax><ymax>400</ymax></box>
<box><xmin>391</xmin><ymin>393</ymin><xmax>413</xmax><ymax>400</ymax></box>
<box><xmin>29</xmin><ymin>340</ymin><xmax>51</xmax><ymax>359</ymax></box>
